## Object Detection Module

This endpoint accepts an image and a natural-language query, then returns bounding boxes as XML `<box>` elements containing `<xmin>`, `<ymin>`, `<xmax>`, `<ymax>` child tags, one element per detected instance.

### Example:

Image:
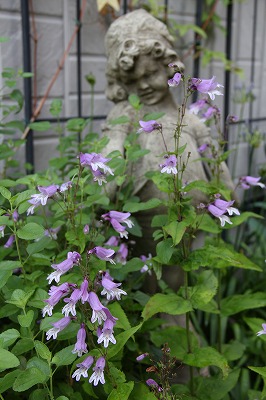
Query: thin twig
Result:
<box><xmin>21</xmin><ymin>0</ymin><xmax>87</xmax><ymax>140</ymax></box>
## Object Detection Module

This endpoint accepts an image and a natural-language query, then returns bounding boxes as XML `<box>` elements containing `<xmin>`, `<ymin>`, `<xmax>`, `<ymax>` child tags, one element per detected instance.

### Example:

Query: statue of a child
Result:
<box><xmin>102</xmin><ymin>9</ymin><xmax>234</xmax><ymax>284</ymax></box>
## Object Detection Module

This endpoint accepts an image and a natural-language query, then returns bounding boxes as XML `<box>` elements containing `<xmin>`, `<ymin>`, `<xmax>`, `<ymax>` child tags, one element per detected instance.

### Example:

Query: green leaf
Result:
<box><xmin>17</xmin><ymin>310</ymin><xmax>34</xmax><ymax>328</ymax></box>
<box><xmin>12</xmin><ymin>338</ymin><xmax>34</xmax><ymax>356</ymax></box>
<box><xmin>0</xmin><ymin>329</ymin><xmax>20</xmax><ymax>349</ymax></box>
<box><xmin>13</xmin><ymin>367</ymin><xmax>47</xmax><ymax>392</ymax></box>
<box><xmin>0</xmin><ymin>348</ymin><xmax>20</xmax><ymax>370</ymax></box>
<box><xmin>17</xmin><ymin>222</ymin><xmax>45</xmax><ymax>240</ymax></box>
<box><xmin>156</xmin><ymin>238</ymin><xmax>174</xmax><ymax>264</ymax></box>
<box><xmin>107</xmin><ymin>382</ymin><xmax>134</xmax><ymax>400</ymax></box>
<box><xmin>29</xmin><ymin>389</ymin><xmax>50</xmax><ymax>400</ymax></box>
<box><xmin>108</xmin><ymin>302</ymin><xmax>131</xmax><ymax>331</ymax></box>
<box><xmin>6</xmin><ymin>289</ymin><xmax>35</xmax><ymax>309</ymax></box>
<box><xmin>151</xmin><ymin>214</ymin><xmax>168</xmax><ymax>227</ymax></box>
<box><xmin>221</xmin><ymin>292</ymin><xmax>266</xmax><ymax>316</ymax></box>
<box><xmin>66</xmin><ymin>118</ymin><xmax>86</xmax><ymax>132</ymax></box>
<box><xmin>27</xmin><ymin>357</ymin><xmax>50</xmax><ymax>378</ymax></box>
<box><xmin>14</xmin><ymin>189</ymin><xmax>36</xmax><ymax>207</ymax></box>
<box><xmin>128</xmin><ymin>94</ymin><xmax>141</xmax><ymax>109</ymax></box>
<box><xmin>142</xmin><ymin>293</ymin><xmax>192</xmax><ymax>321</ymax></box>
<box><xmin>223</xmin><ymin>211</ymin><xmax>264</xmax><ymax>229</ymax></box>
<box><xmin>0</xmin><ymin>185</ymin><xmax>11</xmax><ymax>200</ymax></box>
<box><xmin>107</xmin><ymin>324</ymin><xmax>142</xmax><ymax>359</ymax></box>
<box><xmin>190</xmin><ymin>270</ymin><xmax>218</xmax><ymax>308</ymax></box>
<box><xmin>129</xmin><ymin>382</ymin><xmax>157</xmax><ymax>400</ymax></box>
<box><xmin>51</xmin><ymin>345</ymin><xmax>77</xmax><ymax>367</ymax></box>
<box><xmin>150</xmin><ymin>326</ymin><xmax>199</xmax><ymax>360</ymax></box>
<box><xmin>0</xmin><ymin>370</ymin><xmax>20</xmax><ymax>394</ymax></box>
<box><xmin>143</xmin><ymin>112</ymin><xmax>165</xmax><ymax>121</ymax></box>
<box><xmin>0</xmin><ymin>260</ymin><xmax>21</xmax><ymax>271</ymax></box>
<box><xmin>163</xmin><ymin>220</ymin><xmax>188</xmax><ymax>245</ymax></box>
<box><xmin>29</xmin><ymin>121</ymin><xmax>51</xmax><ymax>131</ymax></box>
<box><xmin>10</xmin><ymin>89</ymin><xmax>24</xmax><ymax>113</ymax></box>
<box><xmin>222</xmin><ymin>340</ymin><xmax>246</xmax><ymax>361</ymax></box>
<box><xmin>183</xmin><ymin>347</ymin><xmax>229</xmax><ymax>377</ymax></box>
<box><xmin>110</xmin><ymin>115</ymin><xmax>130</xmax><ymax>125</ymax></box>
<box><xmin>34</xmin><ymin>341</ymin><xmax>52</xmax><ymax>361</ymax></box>
<box><xmin>196</xmin><ymin>214</ymin><xmax>220</xmax><ymax>233</ymax></box>
<box><xmin>195</xmin><ymin>369</ymin><xmax>240</xmax><ymax>400</ymax></box>
<box><xmin>248</xmin><ymin>366</ymin><xmax>266</xmax><ymax>378</ymax></box>
<box><xmin>49</xmin><ymin>99</ymin><xmax>63</xmax><ymax>117</ymax></box>
<box><xmin>26</xmin><ymin>236</ymin><xmax>52</xmax><ymax>256</ymax></box>
<box><xmin>123</xmin><ymin>198</ymin><xmax>162</xmax><ymax>213</ymax></box>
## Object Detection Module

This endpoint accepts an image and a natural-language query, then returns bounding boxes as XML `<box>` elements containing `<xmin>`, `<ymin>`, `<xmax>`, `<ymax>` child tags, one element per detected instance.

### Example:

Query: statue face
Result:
<box><xmin>120</xmin><ymin>54</ymin><xmax>169</xmax><ymax>105</ymax></box>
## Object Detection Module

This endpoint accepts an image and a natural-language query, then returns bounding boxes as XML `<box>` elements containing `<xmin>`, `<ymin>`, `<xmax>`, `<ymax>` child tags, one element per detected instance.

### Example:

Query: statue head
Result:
<box><xmin>104</xmin><ymin>9</ymin><xmax>184</xmax><ymax>105</ymax></box>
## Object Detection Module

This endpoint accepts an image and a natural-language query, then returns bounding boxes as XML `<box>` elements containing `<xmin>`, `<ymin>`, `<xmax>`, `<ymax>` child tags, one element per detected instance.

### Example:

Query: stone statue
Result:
<box><xmin>102</xmin><ymin>9</ymin><xmax>234</xmax><ymax>283</ymax></box>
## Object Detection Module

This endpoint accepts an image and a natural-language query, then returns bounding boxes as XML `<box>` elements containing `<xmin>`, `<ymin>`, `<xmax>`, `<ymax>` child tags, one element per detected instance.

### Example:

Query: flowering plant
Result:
<box><xmin>0</xmin><ymin>66</ymin><xmax>265</xmax><ymax>400</ymax></box>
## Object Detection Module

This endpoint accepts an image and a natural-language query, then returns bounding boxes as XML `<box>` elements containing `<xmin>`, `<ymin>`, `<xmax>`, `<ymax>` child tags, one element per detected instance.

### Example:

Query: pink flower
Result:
<box><xmin>97</xmin><ymin>319</ymin><xmax>116</xmax><ymax>348</ymax></box>
<box><xmin>79</xmin><ymin>152</ymin><xmax>113</xmax><ymax>176</ymax></box>
<box><xmin>240</xmin><ymin>176</ymin><xmax>265</xmax><ymax>189</ymax></box>
<box><xmin>72</xmin><ymin>355</ymin><xmax>94</xmax><ymax>381</ymax></box>
<box><xmin>101</xmin><ymin>273</ymin><xmax>127</xmax><ymax>301</ymax></box>
<box><xmin>190</xmin><ymin>76</ymin><xmax>223</xmax><ymax>100</ymax></box>
<box><xmin>88</xmin><ymin>246</ymin><xmax>115</xmax><ymax>264</ymax></box>
<box><xmin>214</xmin><ymin>199</ymin><xmax>240</xmax><ymax>216</ymax></box>
<box><xmin>72</xmin><ymin>323</ymin><xmax>88</xmax><ymax>356</ymax></box>
<box><xmin>87</xmin><ymin>292</ymin><xmax>109</xmax><ymax>325</ymax></box>
<box><xmin>116</xmin><ymin>243</ymin><xmax>128</xmax><ymax>264</ymax></box>
<box><xmin>62</xmin><ymin>288</ymin><xmax>82</xmax><ymax>317</ymax></box>
<box><xmin>257</xmin><ymin>323</ymin><xmax>266</xmax><ymax>336</ymax></box>
<box><xmin>189</xmin><ymin>98</ymin><xmax>207</xmax><ymax>115</ymax></box>
<box><xmin>27</xmin><ymin>184</ymin><xmax>59</xmax><ymax>215</ymax></box>
<box><xmin>102</xmin><ymin>211</ymin><xmax>134</xmax><ymax>239</ymax></box>
<box><xmin>208</xmin><ymin>204</ymin><xmax>232</xmax><ymax>227</ymax></box>
<box><xmin>89</xmin><ymin>357</ymin><xmax>106</xmax><ymax>386</ymax></box>
<box><xmin>197</xmin><ymin>143</ymin><xmax>209</xmax><ymax>153</ymax></box>
<box><xmin>4</xmin><ymin>235</ymin><xmax>15</xmax><ymax>248</ymax></box>
<box><xmin>47</xmin><ymin>251</ymin><xmax>81</xmax><ymax>284</ymax></box>
<box><xmin>146</xmin><ymin>378</ymin><xmax>163</xmax><ymax>392</ymax></box>
<box><xmin>168</xmin><ymin>72</ymin><xmax>182</xmax><ymax>87</ymax></box>
<box><xmin>46</xmin><ymin>316</ymin><xmax>71</xmax><ymax>340</ymax></box>
<box><xmin>136</xmin><ymin>353</ymin><xmax>149</xmax><ymax>361</ymax></box>
<box><xmin>137</xmin><ymin>120</ymin><xmax>161</xmax><ymax>133</ymax></box>
<box><xmin>159</xmin><ymin>155</ymin><xmax>177</xmax><ymax>174</ymax></box>
<box><xmin>42</xmin><ymin>282</ymin><xmax>74</xmax><ymax>317</ymax></box>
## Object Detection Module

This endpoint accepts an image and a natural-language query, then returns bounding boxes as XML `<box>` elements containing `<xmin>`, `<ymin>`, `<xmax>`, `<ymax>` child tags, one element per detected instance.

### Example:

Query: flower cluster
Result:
<box><xmin>43</xmin><ymin>244</ymin><xmax>127</xmax><ymax>386</ymax></box>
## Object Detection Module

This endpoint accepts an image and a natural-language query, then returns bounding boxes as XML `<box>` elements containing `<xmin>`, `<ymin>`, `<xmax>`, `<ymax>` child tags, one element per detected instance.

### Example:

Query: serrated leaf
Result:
<box><xmin>142</xmin><ymin>293</ymin><xmax>192</xmax><ymax>321</ymax></box>
<box><xmin>163</xmin><ymin>220</ymin><xmax>188</xmax><ymax>245</ymax></box>
<box><xmin>17</xmin><ymin>222</ymin><xmax>45</xmax><ymax>240</ymax></box>
<box><xmin>0</xmin><ymin>348</ymin><xmax>20</xmax><ymax>370</ymax></box>
<box><xmin>13</xmin><ymin>367</ymin><xmax>47</xmax><ymax>392</ymax></box>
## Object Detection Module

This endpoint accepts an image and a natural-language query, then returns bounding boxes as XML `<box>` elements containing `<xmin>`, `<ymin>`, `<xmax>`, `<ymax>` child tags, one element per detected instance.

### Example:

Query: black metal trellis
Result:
<box><xmin>20</xmin><ymin>0</ymin><xmax>265</xmax><ymax>169</ymax></box>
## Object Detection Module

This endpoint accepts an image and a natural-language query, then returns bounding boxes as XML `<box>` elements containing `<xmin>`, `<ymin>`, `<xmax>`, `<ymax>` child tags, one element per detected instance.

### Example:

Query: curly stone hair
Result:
<box><xmin>104</xmin><ymin>9</ymin><xmax>184</xmax><ymax>103</ymax></box>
